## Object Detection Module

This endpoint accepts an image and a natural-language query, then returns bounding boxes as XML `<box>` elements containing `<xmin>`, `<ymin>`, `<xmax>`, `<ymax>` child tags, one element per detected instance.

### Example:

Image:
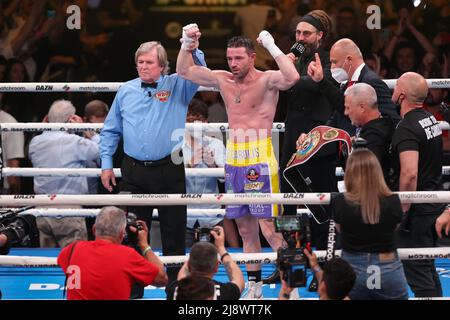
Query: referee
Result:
<box><xmin>99</xmin><ymin>41</ymin><xmax>206</xmax><ymax>294</ymax></box>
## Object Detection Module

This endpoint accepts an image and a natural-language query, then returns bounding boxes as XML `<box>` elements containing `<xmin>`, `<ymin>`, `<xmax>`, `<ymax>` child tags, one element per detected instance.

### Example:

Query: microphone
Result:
<box><xmin>290</xmin><ymin>42</ymin><xmax>306</xmax><ymax>57</ymax></box>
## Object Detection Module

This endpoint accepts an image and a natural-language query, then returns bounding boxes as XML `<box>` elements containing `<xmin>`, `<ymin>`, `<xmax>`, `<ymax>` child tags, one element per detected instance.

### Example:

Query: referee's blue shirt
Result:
<box><xmin>99</xmin><ymin>50</ymin><xmax>206</xmax><ymax>169</ymax></box>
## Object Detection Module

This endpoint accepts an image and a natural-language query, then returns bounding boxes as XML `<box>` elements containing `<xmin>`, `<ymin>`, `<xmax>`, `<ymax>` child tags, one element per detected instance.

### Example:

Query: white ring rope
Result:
<box><xmin>0</xmin><ymin>83</ymin><xmax>219</xmax><ymax>93</ymax></box>
<box><xmin>4</xmin><ymin>166</ymin><xmax>450</xmax><ymax>177</ymax></box>
<box><xmin>12</xmin><ymin>208</ymin><xmax>312</xmax><ymax>218</ymax></box>
<box><xmin>0</xmin><ymin>122</ymin><xmax>286</xmax><ymax>133</ymax></box>
<box><xmin>0</xmin><ymin>247</ymin><xmax>448</xmax><ymax>268</ymax></box>
<box><xmin>0</xmin><ymin>79</ymin><xmax>448</xmax><ymax>92</ymax></box>
<box><xmin>1</xmin><ymin>121</ymin><xmax>449</xmax><ymax>132</ymax></box>
<box><xmin>0</xmin><ymin>192</ymin><xmax>449</xmax><ymax>206</ymax></box>
<box><xmin>1</xmin><ymin>167</ymin><xmax>225</xmax><ymax>178</ymax></box>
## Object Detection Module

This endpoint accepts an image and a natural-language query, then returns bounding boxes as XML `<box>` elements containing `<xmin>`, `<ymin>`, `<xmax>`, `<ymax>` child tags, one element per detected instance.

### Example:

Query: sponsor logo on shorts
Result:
<box><xmin>244</xmin><ymin>182</ymin><xmax>264</xmax><ymax>191</ymax></box>
<box><xmin>155</xmin><ymin>90</ymin><xmax>171</xmax><ymax>102</ymax></box>
<box><xmin>246</xmin><ymin>168</ymin><xmax>259</xmax><ymax>181</ymax></box>
<box><xmin>230</xmin><ymin>148</ymin><xmax>260</xmax><ymax>160</ymax></box>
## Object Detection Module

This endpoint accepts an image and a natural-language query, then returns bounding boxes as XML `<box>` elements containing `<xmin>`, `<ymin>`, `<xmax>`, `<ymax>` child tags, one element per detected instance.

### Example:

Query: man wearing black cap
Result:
<box><xmin>275</xmin><ymin>10</ymin><xmax>336</xmax><ymax>289</ymax></box>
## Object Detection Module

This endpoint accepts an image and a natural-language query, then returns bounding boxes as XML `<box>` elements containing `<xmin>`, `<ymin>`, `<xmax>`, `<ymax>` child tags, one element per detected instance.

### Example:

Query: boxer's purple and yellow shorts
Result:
<box><xmin>225</xmin><ymin>137</ymin><xmax>281</xmax><ymax>219</ymax></box>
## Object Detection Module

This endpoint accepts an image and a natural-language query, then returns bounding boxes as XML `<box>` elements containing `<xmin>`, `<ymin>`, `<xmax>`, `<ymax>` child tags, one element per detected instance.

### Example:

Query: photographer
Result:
<box><xmin>57</xmin><ymin>206</ymin><xmax>167</xmax><ymax>300</ymax></box>
<box><xmin>166</xmin><ymin>226</ymin><xmax>244</xmax><ymax>300</ymax></box>
<box><xmin>174</xmin><ymin>275</ymin><xmax>217</xmax><ymax>300</ymax></box>
<box><xmin>0</xmin><ymin>207</ymin><xmax>39</xmax><ymax>255</ymax></box>
<box><xmin>279</xmin><ymin>249</ymin><xmax>355</xmax><ymax>300</ymax></box>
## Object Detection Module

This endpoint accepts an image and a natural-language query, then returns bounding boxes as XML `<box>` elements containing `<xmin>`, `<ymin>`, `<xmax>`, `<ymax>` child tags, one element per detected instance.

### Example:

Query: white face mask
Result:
<box><xmin>331</xmin><ymin>59</ymin><xmax>351</xmax><ymax>84</ymax></box>
<box><xmin>331</xmin><ymin>68</ymin><xmax>349</xmax><ymax>83</ymax></box>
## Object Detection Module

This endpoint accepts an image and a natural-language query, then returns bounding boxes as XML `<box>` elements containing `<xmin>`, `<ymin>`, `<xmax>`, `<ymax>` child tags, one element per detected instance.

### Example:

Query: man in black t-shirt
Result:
<box><xmin>391</xmin><ymin>72</ymin><xmax>445</xmax><ymax>298</ymax></box>
<box><xmin>166</xmin><ymin>226</ymin><xmax>244</xmax><ymax>300</ymax></box>
<box><xmin>343</xmin><ymin>83</ymin><xmax>394</xmax><ymax>180</ymax></box>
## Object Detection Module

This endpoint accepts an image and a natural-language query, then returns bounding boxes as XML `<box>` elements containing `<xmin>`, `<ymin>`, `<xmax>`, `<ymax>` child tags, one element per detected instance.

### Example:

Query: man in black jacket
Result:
<box><xmin>166</xmin><ymin>226</ymin><xmax>244</xmax><ymax>300</ymax></box>
<box><xmin>276</xmin><ymin>10</ymin><xmax>336</xmax><ymax>289</ymax></box>
<box><xmin>307</xmin><ymin>38</ymin><xmax>400</xmax><ymax>136</ymax></box>
<box><xmin>343</xmin><ymin>83</ymin><xmax>394</xmax><ymax>180</ymax></box>
<box><xmin>281</xmin><ymin>9</ymin><xmax>336</xmax><ymax>213</ymax></box>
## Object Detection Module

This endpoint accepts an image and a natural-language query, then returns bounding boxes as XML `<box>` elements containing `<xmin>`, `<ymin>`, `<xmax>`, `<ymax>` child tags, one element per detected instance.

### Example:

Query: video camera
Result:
<box><xmin>194</xmin><ymin>226</ymin><xmax>220</xmax><ymax>243</ymax></box>
<box><xmin>0</xmin><ymin>206</ymin><xmax>39</xmax><ymax>253</ymax></box>
<box><xmin>274</xmin><ymin>215</ymin><xmax>311</xmax><ymax>288</ymax></box>
<box><xmin>123</xmin><ymin>212</ymin><xmax>143</xmax><ymax>246</ymax></box>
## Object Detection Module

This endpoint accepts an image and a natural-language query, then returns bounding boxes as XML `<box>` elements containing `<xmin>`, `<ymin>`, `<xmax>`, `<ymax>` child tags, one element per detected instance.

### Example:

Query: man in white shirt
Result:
<box><xmin>0</xmin><ymin>109</ymin><xmax>24</xmax><ymax>194</ymax></box>
<box><xmin>29</xmin><ymin>99</ymin><xmax>99</xmax><ymax>248</ymax></box>
<box><xmin>183</xmin><ymin>99</ymin><xmax>226</xmax><ymax>247</ymax></box>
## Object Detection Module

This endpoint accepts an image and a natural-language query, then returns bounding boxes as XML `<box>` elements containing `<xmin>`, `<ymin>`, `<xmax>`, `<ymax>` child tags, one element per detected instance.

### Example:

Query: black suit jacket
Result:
<box><xmin>322</xmin><ymin>64</ymin><xmax>400</xmax><ymax>136</ymax></box>
<box><xmin>281</xmin><ymin>47</ymin><xmax>337</xmax><ymax>168</ymax></box>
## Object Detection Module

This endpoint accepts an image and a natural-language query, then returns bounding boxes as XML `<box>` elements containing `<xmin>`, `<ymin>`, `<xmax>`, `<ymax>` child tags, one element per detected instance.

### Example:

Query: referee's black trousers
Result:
<box><xmin>119</xmin><ymin>154</ymin><xmax>187</xmax><ymax>286</ymax></box>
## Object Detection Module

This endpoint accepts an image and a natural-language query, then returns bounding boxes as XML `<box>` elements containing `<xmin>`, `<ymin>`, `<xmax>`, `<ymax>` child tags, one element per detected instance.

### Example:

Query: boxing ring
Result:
<box><xmin>0</xmin><ymin>80</ymin><xmax>449</xmax><ymax>299</ymax></box>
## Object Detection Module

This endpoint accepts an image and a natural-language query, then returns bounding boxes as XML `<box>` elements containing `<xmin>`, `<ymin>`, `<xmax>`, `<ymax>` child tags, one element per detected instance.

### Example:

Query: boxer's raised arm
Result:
<box><xmin>177</xmin><ymin>23</ymin><xmax>219</xmax><ymax>88</ymax></box>
<box><xmin>177</xmin><ymin>49</ymin><xmax>219</xmax><ymax>88</ymax></box>
<box><xmin>257</xmin><ymin>30</ymin><xmax>300</xmax><ymax>91</ymax></box>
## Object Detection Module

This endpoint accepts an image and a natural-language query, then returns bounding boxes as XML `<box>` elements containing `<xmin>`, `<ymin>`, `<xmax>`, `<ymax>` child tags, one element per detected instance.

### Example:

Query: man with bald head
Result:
<box><xmin>343</xmin><ymin>83</ymin><xmax>394</xmax><ymax>178</ymax></box>
<box><xmin>308</xmin><ymin>38</ymin><xmax>400</xmax><ymax>136</ymax></box>
<box><xmin>391</xmin><ymin>72</ymin><xmax>444</xmax><ymax>297</ymax></box>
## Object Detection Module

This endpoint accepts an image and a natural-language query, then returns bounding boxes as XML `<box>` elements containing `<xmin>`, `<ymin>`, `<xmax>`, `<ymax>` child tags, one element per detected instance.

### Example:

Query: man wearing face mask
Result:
<box><xmin>307</xmin><ymin>38</ymin><xmax>400</xmax><ymax>136</ymax></box>
<box><xmin>391</xmin><ymin>72</ymin><xmax>444</xmax><ymax>298</ymax></box>
<box><xmin>277</xmin><ymin>10</ymin><xmax>335</xmax><ymax>289</ymax></box>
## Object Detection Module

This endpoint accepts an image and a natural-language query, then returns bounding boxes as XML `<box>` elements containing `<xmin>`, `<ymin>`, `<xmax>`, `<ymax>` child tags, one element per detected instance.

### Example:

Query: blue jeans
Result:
<box><xmin>342</xmin><ymin>250</ymin><xmax>409</xmax><ymax>300</ymax></box>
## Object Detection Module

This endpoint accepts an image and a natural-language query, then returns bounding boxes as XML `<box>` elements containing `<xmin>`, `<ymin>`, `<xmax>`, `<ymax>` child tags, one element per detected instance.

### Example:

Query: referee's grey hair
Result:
<box><xmin>47</xmin><ymin>99</ymin><xmax>76</xmax><ymax>123</ymax></box>
<box><xmin>135</xmin><ymin>41</ymin><xmax>170</xmax><ymax>75</ymax></box>
<box><xmin>94</xmin><ymin>206</ymin><xmax>127</xmax><ymax>238</ymax></box>
<box><xmin>344</xmin><ymin>83</ymin><xmax>378</xmax><ymax>109</ymax></box>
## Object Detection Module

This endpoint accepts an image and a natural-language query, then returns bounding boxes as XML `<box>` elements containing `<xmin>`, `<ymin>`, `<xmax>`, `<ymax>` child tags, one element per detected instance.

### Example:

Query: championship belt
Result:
<box><xmin>283</xmin><ymin>126</ymin><xmax>352</xmax><ymax>224</ymax></box>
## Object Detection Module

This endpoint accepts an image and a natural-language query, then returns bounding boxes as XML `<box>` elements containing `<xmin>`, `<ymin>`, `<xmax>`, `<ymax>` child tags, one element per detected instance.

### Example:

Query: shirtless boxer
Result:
<box><xmin>177</xmin><ymin>24</ymin><xmax>299</xmax><ymax>298</ymax></box>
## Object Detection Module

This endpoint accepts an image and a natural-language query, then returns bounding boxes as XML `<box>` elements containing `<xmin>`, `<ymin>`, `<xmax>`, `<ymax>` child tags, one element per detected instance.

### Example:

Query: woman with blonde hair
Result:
<box><xmin>332</xmin><ymin>148</ymin><xmax>409</xmax><ymax>299</ymax></box>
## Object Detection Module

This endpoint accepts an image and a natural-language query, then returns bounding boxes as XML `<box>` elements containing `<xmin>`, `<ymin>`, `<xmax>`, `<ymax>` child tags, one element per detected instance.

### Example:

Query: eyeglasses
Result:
<box><xmin>295</xmin><ymin>30</ymin><xmax>316</xmax><ymax>37</ymax></box>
